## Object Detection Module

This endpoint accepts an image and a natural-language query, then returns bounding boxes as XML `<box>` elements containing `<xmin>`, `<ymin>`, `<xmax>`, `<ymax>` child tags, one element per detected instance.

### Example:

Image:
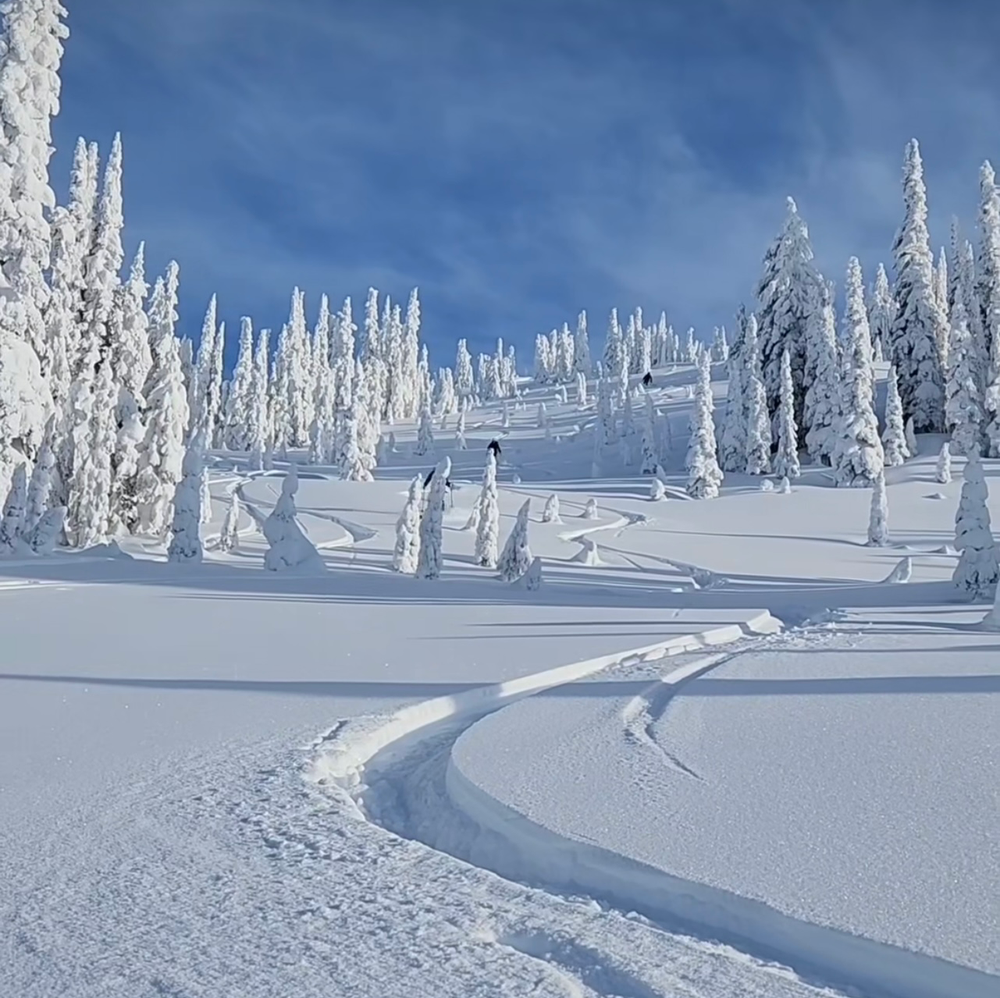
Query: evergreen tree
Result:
<box><xmin>743</xmin><ymin>314</ymin><xmax>771</xmax><ymax>475</ymax></box>
<box><xmin>882</xmin><ymin>364</ymin><xmax>909</xmax><ymax>466</ymax></box>
<box><xmin>867</xmin><ymin>473</ymin><xmax>889</xmax><ymax>547</ymax></box>
<box><xmin>414</xmin><ymin>401</ymin><xmax>434</xmax><ymax>457</ymax></box>
<box><xmin>0</xmin><ymin>463</ymin><xmax>27</xmax><ymax>552</ymax></box>
<box><xmin>110</xmin><ymin>242</ymin><xmax>152</xmax><ymax>412</ymax></box>
<box><xmin>719</xmin><ymin>310</ymin><xmax>747</xmax><ymax>472</ymax></box>
<box><xmin>946</xmin><ymin>301</ymin><xmax>984</xmax><ymax>456</ymax></box>
<box><xmin>417</xmin><ymin>456</ymin><xmax>450</xmax><ymax>580</ymax></box>
<box><xmin>832</xmin><ymin>257</ymin><xmax>884</xmax><ymax>487</ymax></box>
<box><xmin>602</xmin><ymin>308</ymin><xmax>626</xmax><ymax>376</ymax></box>
<box><xmin>574</xmin><ymin>310</ymin><xmax>591</xmax><ymax>375</ymax></box>
<box><xmin>803</xmin><ymin>285</ymin><xmax>841</xmax><ymax>464</ymax></box>
<box><xmin>330</xmin><ymin>296</ymin><xmax>356</xmax><ymax>413</ymax></box>
<box><xmin>262</xmin><ymin>465</ymin><xmax>323</xmax><ymax>572</ymax></box>
<box><xmin>285</xmin><ymin>288</ymin><xmax>312</xmax><ymax>447</ymax></box>
<box><xmin>192</xmin><ymin>295</ymin><xmax>217</xmax><ymax>438</ymax></box>
<box><xmin>936</xmin><ymin>442</ymin><xmax>952</xmax><ymax>484</ymax></box>
<box><xmin>455</xmin><ymin>338</ymin><xmax>474</xmax><ymax>401</ymax></box>
<box><xmin>497</xmin><ymin>498</ymin><xmax>532</xmax><ymax>582</ymax></box>
<box><xmin>541</xmin><ymin>493</ymin><xmax>561</xmax><ymax>523</ymax></box>
<box><xmin>402</xmin><ymin>289</ymin><xmax>421</xmax><ymax>418</ymax></box>
<box><xmin>247</xmin><ymin>327</ymin><xmax>270</xmax><ymax>471</ymax></box>
<box><xmin>219</xmin><ymin>489</ymin><xmax>241</xmax><ymax>552</ymax></box>
<box><xmin>68</xmin><ymin>361</ymin><xmax>116</xmax><ymax>547</ymax></box>
<box><xmin>773</xmin><ymin>348</ymin><xmax>801</xmax><ymax>478</ymax></box>
<box><xmin>392</xmin><ymin>475</ymin><xmax>423</xmax><ymax>574</ymax></box>
<box><xmin>889</xmin><ymin>139</ymin><xmax>946</xmax><ymax>431</ymax></box>
<box><xmin>868</xmin><ymin>262</ymin><xmax>896</xmax><ymax>364</ymax></box>
<box><xmin>23</xmin><ymin>425</ymin><xmax>54</xmax><ymax>534</ymax></box>
<box><xmin>952</xmin><ymin>452</ymin><xmax>999</xmax><ymax>599</ymax></box>
<box><xmin>977</xmin><ymin>161</ymin><xmax>1000</xmax><ymax>403</ymax></box>
<box><xmin>755</xmin><ymin>197</ymin><xmax>821</xmax><ymax>429</ymax></box>
<box><xmin>474</xmin><ymin>450</ymin><xmax>500</xmax><ymax>568</ymax></box>
<box><xmin>686</xmin><ymin>351</ymin><xmax>723</xmax><ymax>498</ymax></box>
<box><xmin>224</xmin><ymin>317</ymin><xmax>255</xmax><ymax>452</ymax></box>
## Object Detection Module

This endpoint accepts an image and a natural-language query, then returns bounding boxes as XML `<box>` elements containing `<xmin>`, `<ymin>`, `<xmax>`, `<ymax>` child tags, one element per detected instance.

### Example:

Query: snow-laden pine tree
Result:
<box><xmin>832</xmin><ymin>257</ymin><xmax>884</xmax><ymax>487</ymax></box>
<box><xmin>773</xmin><ymin>348</ymin><xmax>800</xmax><ymax>479</ymax></box>
<box><xmin>392</xmin><ymin>475</ymin><xmax>423</xmax><ymax>574</ymax></box>
<box><xmin>712</xmin><ymin>326</ymin><xmax>729</xmax><ymax>362</ymax></box>
<box><xmin>889</xmin><ymin>139</ymin><xmax>947</xmax><ymax>432</ymax></box>
<box><xmin>224</xmin><ymin>317</ymin><xmax>255</xmax><ymax>452</ymax></box>
<box><xmin>755</xmin><ymin>197</ymin><xmax>821</xmax><ymax>429</ymax></box>
<box><xmin>455</xmin><ymin>338</ymin><xmax>474</xmax><ymax>402</ymax></box>
<box><xmin>401</xmin><ymin>289</ymin><xmax>422</xmax><ymax>419</ymax></box>
<box><xmin>686</xmin><ymin>351</ymin><xmax>723</xmax><ymax>498</ymax></box>
<box><xmin>166</xmin><ymin>433</ymin><xmax>205</xmax><ymax>563</ymax></box>
<box><xmin>952</xmin><ymin>237</ymin><xmax>987</xmax><ymax>395</ymax></box>
<box><xmin>262</xmin><ymin>465</ymin><xmax>324</xmax><ymax>572</ymax></box>
<box><xmin>414</xmin><ymin>401</ymin><xmax>434</xmax><ymax>457</ymax></box>
<box><xmin>0</xmin><ymin>0</ymin><xmax>68</xmax><ymax>360</ymax></box>
<box><xmin>882</xmin><ymin>364</ymin><xmax>908</xmax><ymax>467</ymax></box>
<box><xmin>532</xmin><ymin>333</ymin><xmax>552</xmax><ymax>384</ymax></box>
<box><xmin>135</xmin><ymin>265</ymin><xmax>189</xmax><ymax>536</ymax></box>
<box><xmin>719</xmin><ymin>310</ymin><xmax>747</xmax><ymax>472</ymax></box>
<box><xmin>574</xmin><ymin>310</ymin><xmax>591</xmax><ymax>375</ymax></box>
<box><xmin>67</xmin><ymin>361</ymin><xmax>116</xmax><ymax>547</ymax></box>
<box><xmin>602</xmin><ymin>308</ymin><xmax>627</xmax><ymax>377</ymax></box>
<box><xmin>952</xmin><ymin>452</ymin><xmax>999</xmax><ymax>599</ymax></box>
<box><xmin>639</xmin><ymin>407</ymin><xmax>659</xmax><ymax>475</ymax></box>
<box><xmin>977</xmin><ymin>162</ymin><xmax>1000</xmax><ymax>402</ymax></box>
<box><xmin>867</xmin><ymin>473</ymin><xmax>889</xmax><ymax>547</ymax></box>
<box><xmin>330</xmin><ymin>296</ymin><xmax>356</xmax><ymax>413</ymax></box>
<box><xmin>946</xmin><ymin>301</ymin><xmax>985</xmax><ymax>456</ymax></box>
<box><xmin>474</xmin><ymin>449</ymin><xmax>500</xmax><ymax>568</ymax></box>
<box><xmin>743</xmin><ymin>314</ymin><xmax>771</xmax><ymax>475</ymax></box>
<box><xmin>868</xmin><ymin>262</ymin><xmax>895</xmax><ymax>365</ymax></box>
<box><xmin>246</xmin><ymin>327</ymin><xmax>270</xmax><ymax>471</ymax></box>
<box><xmin>192</xmin><ymin>295</ymin><xmax>217</xmax><ymax>438</ymax></box>
<box><xmin>435</xmin><ymin>367</ymin><xmax>456</xmax><ymax>417</ymax></box>
<box><xmin>541</xmin><ymin>493</ymin><xmax>561</xmax><ymax>523</ymax></box>
<box><xmin>416</xmin><ymin>456</ymin><xmax>450</xmax><ymax>580</ymax></box>
<box><xmin>219</xmin><ymin>489</ymin><xmax>241</xmax><ymax>552</ymax></box>
<box><xmin>0</xmin><ymin>463</ymin><xmax>27</xmax><ymax>552</ymax></box>
<box><xmin>454</xmin><ymin>408</ymin><xmax>467</xmax><ymax>450</ymax></box>
<box><xmin>803</xmin><ymin>285</ymin><xmax>841</xmax><ymax>464</ymax></box>
<box><xmin>936</xmin><ymin>442</ymin><xmax>952</xmax><ymax>484</ymax></box>
<box><xmin>23</xmin><ymin>425</ymin><xmax>54</xmax><ymax>535</ymax></box>
<box><xmin>575</xmin><ymin>370</ymin><xmax>588</xmax><ymax>407</ymax></box>
<box><xmin>904</xmin><ymin>415</ymin><xmax>919</xmax><ymax>457</ymax></box>
<box><xmin>649</xmin><ymin>476</ymin><xmax>666</xmax><ymax>501</ymax></box>
<box><xmin>284</xmin><ymin>288</ymin><xmax>313</xmax><ymax>446</ymax></box>
<box><xmin>497</xmin><ymin>498</ymin><xmax>532</xmax><ymax>582</ymax></box>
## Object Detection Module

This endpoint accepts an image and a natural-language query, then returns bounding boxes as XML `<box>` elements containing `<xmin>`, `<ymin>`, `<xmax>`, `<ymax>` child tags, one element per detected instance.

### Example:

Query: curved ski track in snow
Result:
<box><xmin>306</xmin><ymin>611</ymin><xmax>998</xmax><ymax>998</ymax></box>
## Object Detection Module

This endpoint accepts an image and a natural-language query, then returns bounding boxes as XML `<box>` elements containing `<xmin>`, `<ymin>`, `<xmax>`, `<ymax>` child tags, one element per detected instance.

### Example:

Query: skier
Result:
<box><xmin>487</xmin><ymin>439</ymin><xmax>502</xmax><ymax>460</ymax></box>
<box><xmin>641</xmin><ymin>372</ymin><xmax>653</xmax><ymax>388</ymax></box>
<box><xmin>423</xmin><ymin>467</ymin><xmax>454</xmax><ymax>508</ymax></box>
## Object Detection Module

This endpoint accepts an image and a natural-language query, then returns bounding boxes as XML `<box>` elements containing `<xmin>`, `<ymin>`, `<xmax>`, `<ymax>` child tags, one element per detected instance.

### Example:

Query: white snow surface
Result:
<box><xmin>1</xmin><ymin>366</ymin><xmax>996</xmax><ymax>998</ymax></box>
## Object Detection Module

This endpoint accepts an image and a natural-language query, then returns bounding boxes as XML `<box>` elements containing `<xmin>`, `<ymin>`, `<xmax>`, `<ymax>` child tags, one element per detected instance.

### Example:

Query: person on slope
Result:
<box><xmin>487</xmin><ymin>439</ymin><xmax>502</xmax><ymax>460</ymax></box>
<box><xmin>423</xmin><ymin>467</ymin><xmax>454</xmax><ymax>509</ymax></box>
<box><xmin>641</xmin><ymin>371</ymin><xmax>653</xmax><ymax>388</ymax></box>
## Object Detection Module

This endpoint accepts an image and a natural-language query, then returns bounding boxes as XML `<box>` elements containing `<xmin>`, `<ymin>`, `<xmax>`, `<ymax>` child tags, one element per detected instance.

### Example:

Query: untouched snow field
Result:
<box><xmin>2</xmin><ymin>366</ymin><xmax>997</xmax><ymax>997</ymax></box>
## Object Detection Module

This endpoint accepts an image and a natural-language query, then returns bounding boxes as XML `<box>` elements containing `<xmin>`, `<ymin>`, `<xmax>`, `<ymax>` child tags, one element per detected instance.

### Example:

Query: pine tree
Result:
<box><xmin>111</xmin><ymin>242</ymin><xmax>152</xmax><ymax>411</ymax></box>
<box><xmin>414</xmin><ymin>401</ymin><xmax>434</xmax><ymax>457</ymax></box>
<box><xmin>219</xmin><ymin>489</ymin><xmax>241</xmax><ymax>552</ymax></box>
<box><xmin>686</xmin><ymin>351</ymin><xmax>723</xmax><ymax>498</ymax></box>
<box><xmin>402</xmin><ymin>289</ymin><xmax>422</xmax><ymax>418</ymax></box>
<box><xmin>904</xmin><ymin>415</ymin><xmax>919</xmax><ymax>457</ymax></box>
<box><xmin>23</xmin><ymin>426</ymin><xmax>54</xmax><ymax>534</ymax></box>
<box><xmin>882</xmin><ymin>365</ymin><xmax>909</xmax><ymax>466</ymax></box>
<box><xmin>868</xmin><ymin>262</ymin><xmax>895</xmax><ymax>364</ymax></box>
<box><xmin>889</xmin><ymin>139</ymin><xmax>946</xmax><ymax>432</ymax></box>
<box><xmin>867</xmin><ymin>473</ymin><xmax>889</xmax><ymax>547</ymax></box>
<box><xmin>136</xmin><ymin>266</ymin><xmax>189</xmax><ymax>536</ymax></box>
<box><xmin>952</xmin><ymin>453</ymin><xmax>999</xmax><ymax>599</ymax></box>
<box><xmin>68</xmin><ymin>361</ymin><xmax>116</xmax><ymax>547</ymax></box>
<box><xmin>474</xmin><ymin>450</ymin><xmax>500</xmax><ymax>568</ymax></box>
<box><xmin>246</xmin><ymin>327</ymin><xmax>270</xmax><ymax>471</ymax></box>
<box><xmin>339</xmin><ymin>404</ymin><xmax>372</xmax><ymax>482</ymax></box>
<box><xmin>804</xmin><ymin>285</ymin><xmax>841</xmax><ymax>464</ymax></box>
<box><xmin>331</xmin><ymin>296</ymin><xmax>356</xmax><ymax>413</ymax></box>
<box><xmin>284</xmin><ymin>288</ymin><xmax>312</xmax><ymax>447</ymax></box>
<box><xmin>946</xmin><ymin>301</ymin><xmax>984</xmax><ymax>456</ymax></box>
<box><xmin>262</xmin><ymin>465</ymin><xmax>323</xmax><ymax>572</ymax></box>
<box><xmin>392</xmin><ymin>475</ymin><xmax>423</xmax><ymax>574</ymax></box>
<box><xmin>743</xmin><ymin>314</ymin><xmax>771</xmax><ymax>475</ymax></box>
<box><xmin>755</xmin><ymin>197</ymin><xmax>821</xmax><ymax>429</ymax></box>
<box><xmin>497</xmin><ymin>498</ymin><xmax>532</xmax><ymax>582</ymax></box>
<box><xmin>0</xmin><ymin>463</ymin><xmax>27</xmax><ymax>552</ymax></box>
<box><xmin>978</xmin><ymin>162</ymin><xmax>1000</xmax><ymax>407</ymax></box>
<box><xmin>417</xmin><ymin>457</ymin><xmax>450</xmax><ymax>580</ymax></box>
<box><xmin>574</xmin><ymin>310</ymin><xmax>591</xmax><ymax>375</ymax></box>
<box><xmin>719</xmin><ymin>311</ymin><xmax>747</xmax><ymax>472</ymax></box>
<box><xmin>541</xmin><ymin>493</ymin><xmax>561</xmax><ymax>523</ymax></box>
<box><xmin>774</xmin><ymin>348</ymin><xmax>801</xmax><ymax>478</ymax></box>
<box><xmin>575</xmin><ymin>370</ymin><xmax>588</xmax><ymax>408</ymax></box>
<box><xmin>936</xmin><ymin>442</ymin><xmax>952</xmax><ymax>484</ymax></box>
<box><xmin>602</xmin><ymin>308</ymin><xmax>626</xmax><ymax>377</ymax></box>
<box><xmin>832</xmin><ymin>257</ymin><xmax>884</xmax><ymax>487</ymax></box>
<box><xmin>192</xmin><ymin>295</ymin><xmax>217</xmax><ymax>438</ymax></box>
<box><xmin>225</xmin><ymin>317</ymin><xmax>255</xmax><ymax>451</ymax></box>
<box><xmin>455</xmin><ymin>338</ymin><xmax>474</xmax><ymax>401</ymax></box>
<box><xmin>0</xmin><ymin>0</ymin><xmax>68</xmax><ymax>359</ymax></box>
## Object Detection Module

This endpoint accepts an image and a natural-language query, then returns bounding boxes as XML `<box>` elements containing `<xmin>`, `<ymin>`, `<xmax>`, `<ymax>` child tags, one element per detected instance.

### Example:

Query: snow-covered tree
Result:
<box><xmin>474</xmin><ymin>450</ymin><xmax>500</xmax><ymax>569</ymax></box>
<box><xmin>602</xmin><ymin>308</ymin><xmax>626</xmax><ymax>377</ymax></box>
<box><xmin>455</xmin><ymin>338</ymin><xmax>474</xmax><ymax>401</ymax></box>
<box><xmin>167</xmin><ymin>433</ymin><xmax>205</xmax><ymax>563</ymax></box>
<box><xmin>889</xmin><ymin>139</ymin><xmax>946</xmax><ymax>432</ymax></box>
<box><xmin>541</xmin><ymin>493</ymin><xmax>561</xmax><ymax>523</ymax></box>
<box><xmin>219</xmin><ymin>489</ymin><xmax>240</xmax><ymax>552</ymax></box>
<box><xmin>224</xmin><ymin>317</ymin><xmax>255</xmax><ymax>451</ymax></box>
<box><xmin>262</xmin><ymin>465</ymin><xmax>323</xmax><ymax>572</ymax></box>
<box><xmin>454</xmin><ymin>409</ymin><xmax>467</xmax><ymax>450</ymax></box>
<box><xmin>743</xmin><ymin>314</ymin><xmax>771</xmax><ymax>475</ymax></box>
<box><xmin>803</xmin><ymin>285</ymin><xmax>841</xmax><ymax>464</ymax></box>
<box><xmin>192</xmin><ymin>295</ymin><xmax>218</xmax><ymax>438</ymax></box>
<box><xmin>339</xmin><ymin>404</ymin><xmax>373</xmax><ymax>482</ymax></box>
<box><xmin>392</xmin><ymin>475</ymin><xmax>423</xmax><ymax>574</ymax></box>
<box><xmin>832</xmin><ymin>257</ymin><xmax>884</xmax><ymax>487</ymax></box>
<box><xmin>686</xmin><ymin>351</ymin><xmax>723</xmax><ymax>498</ymax></box>
<box><xmin>574</xmin><ymin>310</ymin><xmax>591</xmax><ymax>375</ymax></box>
<box><xmin>0</xmin><ymin>0</ymin><xmax>68</xmax><ymax>358</ymax></box>
<box><xmin>952</xmin><ymin>453</ymin><xmax>999</xmax><ymax>599</ymax></box>
<box><xmin>414</xmin><ymin>402</ymin><xmax>435</xmax><ymax>457</ymax></box>
<box><xmin>246</xmin><ymin>327</ymin><xmax>270</xmax><ymax>471</ymax></box>
<box><xmin>719</xmin><ymin>311</ymin><xmax>747</xmax><ymax>472</ymax></box>
<box><xmin>977</xmin><ymin>162</ymin><xmax>1000</xmax><ymax>405</ymax></box>
<box><xmin>712</xmin><ymin>326</ymin><xmax>729</xmax><ymax>362</ymax></box>
<box><xmin>882</xmin><ymin>365</ymin><xmax>908</xmax><ymax>467</ymax></box>
<box><xmin>867</xmin><ymin>473</ymin><xmax>889</xmax><ymax>547</ymax></box>
<box><xmin>649</xmin><ymin>476</ymin><xmax>666</xmax><ymax>501</ymax></box>
<box><xmin>330</xmin><ymin>296</ymin><xmax>356</xmax><ymax>413</ymax></box>
<box><xmin>868</xmin><ymin>262</ymin><xmax>895</xmax><ymax>364</ymax></box>
<box><xmin>575</xmin><ymin>370</ymin><xmax>588</xmax><ymax>408</ymax></box>
<box><xmin>401</xmin><ymin>289</ymin><xmax>421</xmax><ymax>418</ymax></box>
<box><xmin>23</xmin><ymin>428</ymin><xmax>54</xmax><ymax>534</ymax></box>
<box><xmin>497</xmin><ymin>498</ymin><xmax>532</xmax><ymax>582</ymax></box>
<box><xmin>904</xmin><ymin>415</ymin><xmax>919</xmax><ymax>457</ymax></box>
<box><xmin>945</xmin><ymin>301</ymin><xmax>984</xmax><ymax>456</ymax></box>
<box><xmin>417</xmin><ymin>456</ymin><xmax>450</xmax><ymax>580</ymax></box>
<box><xmin>936</xmin><ymin>442</ymin><xmax>952</xmax><ymax>484</ymax></box>
<box><xmin>755</xmin><ymin>197</ymin><xmax>821</xmax><ymax>428</ymax></box>
<box><xmin>773</xmin><ymin>348</ymin><xmax>800</xmax><ymax>479</ymax></box>
<box><xmin>0</xmin><ymin>463</ymin><xmax>27</xmax><ymax>552</ymax></box>
<box><xmin>135</xmin><ymin>266</ymin><xmax>189</xmax><ymax>536</ymax></box>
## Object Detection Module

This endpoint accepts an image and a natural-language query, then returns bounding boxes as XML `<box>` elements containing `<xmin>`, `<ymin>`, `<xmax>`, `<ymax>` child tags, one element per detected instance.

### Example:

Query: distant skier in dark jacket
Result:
<box><xmin>641</xmin><ymin>371</ymin><xmax>653</xmax><ymax>388</ymax></box>
<box><xmin>487</xmin><ymin>439</ymin><xmax>502</xmax><ymax>460</ymax></box>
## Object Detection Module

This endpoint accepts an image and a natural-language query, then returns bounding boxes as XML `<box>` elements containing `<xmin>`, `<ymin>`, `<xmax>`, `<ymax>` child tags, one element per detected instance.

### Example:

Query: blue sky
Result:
<box><xmin>52</xmin><ymin>0</ymin><xmax>1000</xmax><ymax>369</ymax></box>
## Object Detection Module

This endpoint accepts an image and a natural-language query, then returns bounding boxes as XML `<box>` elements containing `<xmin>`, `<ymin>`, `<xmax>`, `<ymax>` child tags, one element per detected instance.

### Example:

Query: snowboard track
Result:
<box><xmin>306</xmin><ymin>613</ymin><xmax>997</xmax><ymax>998</ymax></box>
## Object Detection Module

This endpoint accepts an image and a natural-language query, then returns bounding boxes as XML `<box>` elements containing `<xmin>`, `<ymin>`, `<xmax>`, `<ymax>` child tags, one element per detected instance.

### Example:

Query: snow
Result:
<box><xmin>2</xmin><ymin>365</ymin><xmax>998</xmax><ymax>998</ymax></box>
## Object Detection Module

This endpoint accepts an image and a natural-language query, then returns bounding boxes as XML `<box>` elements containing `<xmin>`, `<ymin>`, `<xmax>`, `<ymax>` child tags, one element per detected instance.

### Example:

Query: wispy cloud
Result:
<box><xmin>50</xmin><ymin>0</ymin><xmax>1000</xmax><ymax>364</ymax></box>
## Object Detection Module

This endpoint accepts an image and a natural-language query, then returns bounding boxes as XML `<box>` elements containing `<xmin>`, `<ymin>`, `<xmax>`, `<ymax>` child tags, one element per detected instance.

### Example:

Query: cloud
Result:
<box><xmin>50</xmin><ymin>0</ymin><xmax>1000</xmax><ymax>366</ymax></box>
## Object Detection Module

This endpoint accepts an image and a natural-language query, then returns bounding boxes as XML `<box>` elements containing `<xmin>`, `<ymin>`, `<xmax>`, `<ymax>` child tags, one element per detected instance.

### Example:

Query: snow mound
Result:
<box><xmin>570</xmin><ymin>537</ymin><xmax>602</xmax><ymax>566</ymax></box>
<box><xmin>881</xmin><ymin>556</ymin><xmax>912</xmax><ymax>584</ymax></box>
